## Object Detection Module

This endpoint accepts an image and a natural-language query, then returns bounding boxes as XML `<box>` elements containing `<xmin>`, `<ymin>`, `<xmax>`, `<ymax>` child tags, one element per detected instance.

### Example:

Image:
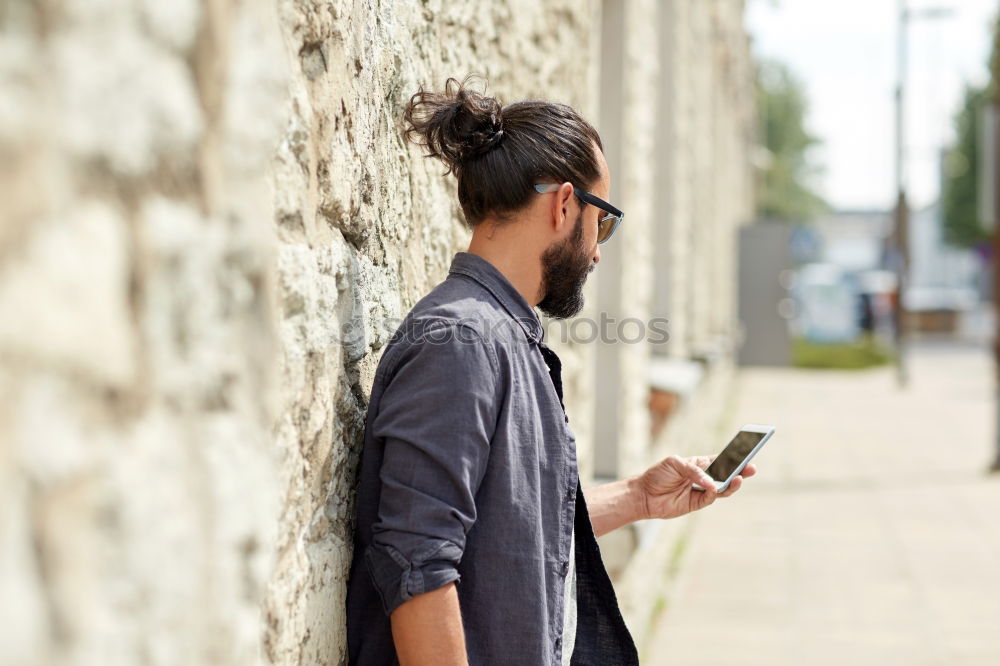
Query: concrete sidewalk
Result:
<box><xmin>646</xmin><ymin>341</ymin><xmax>1000</xmax><ymax>665</ymax></box>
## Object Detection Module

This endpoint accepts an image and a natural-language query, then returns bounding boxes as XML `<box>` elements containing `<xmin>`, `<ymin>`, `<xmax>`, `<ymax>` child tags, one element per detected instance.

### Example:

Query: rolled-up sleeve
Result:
<box><xmin>365</xmin><ymin>321</ymin><xmax>501</xmax><ymax>615</ymax></box>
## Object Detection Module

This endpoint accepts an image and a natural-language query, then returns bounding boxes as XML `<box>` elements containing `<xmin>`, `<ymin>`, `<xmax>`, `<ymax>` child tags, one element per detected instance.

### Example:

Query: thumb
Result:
<box><xmin>685</xmin><ymin>461</ymin><xmax>717</xmax><ymax>496</ymax></box>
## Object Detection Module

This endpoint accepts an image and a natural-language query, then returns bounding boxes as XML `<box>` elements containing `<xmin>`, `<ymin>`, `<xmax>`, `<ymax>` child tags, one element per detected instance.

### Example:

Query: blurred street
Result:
<box><xmin>649</xmin><ymin>340</ymin><xmax>1000</xmax><ymax>665</ymax></box>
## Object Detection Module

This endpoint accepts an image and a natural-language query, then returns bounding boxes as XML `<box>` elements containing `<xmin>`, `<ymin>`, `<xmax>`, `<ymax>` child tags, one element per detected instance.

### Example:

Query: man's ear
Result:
<box><xmin>549</xmin><ymin>182</ymin><xmax>575</xmax><ymax>234</ymax></box>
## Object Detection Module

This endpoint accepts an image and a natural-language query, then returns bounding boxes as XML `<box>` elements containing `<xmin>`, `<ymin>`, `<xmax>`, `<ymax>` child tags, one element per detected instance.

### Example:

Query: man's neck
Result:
<box><xmin>467</xmin><ymin>232</ymin><xmax>542</xmax><ymax>308</ymax></box>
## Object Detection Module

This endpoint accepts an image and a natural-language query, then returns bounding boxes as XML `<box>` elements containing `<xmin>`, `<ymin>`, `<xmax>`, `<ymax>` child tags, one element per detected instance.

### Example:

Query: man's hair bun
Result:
<box><xmin>403</xmin><ymin>76</ymin><xmax>505</xmax><ymax>174</ymax></box>
<box><xmin>400</xmin><ymin>75</ymin><xmax>603</xmax><ymax>227</ymax></box>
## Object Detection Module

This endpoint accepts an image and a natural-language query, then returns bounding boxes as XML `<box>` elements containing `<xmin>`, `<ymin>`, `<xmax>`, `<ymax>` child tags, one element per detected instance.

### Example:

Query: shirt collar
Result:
<box><xmin>448</xmin><ymin>252</ymin><xmax>544</xmax><ymax>344</ymax></box>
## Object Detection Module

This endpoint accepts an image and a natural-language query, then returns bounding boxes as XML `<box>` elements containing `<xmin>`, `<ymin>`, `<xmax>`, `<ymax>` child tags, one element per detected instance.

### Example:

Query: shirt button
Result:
<box><xmin>555</xmin><ymin>636</ymin><xmax>562</xmax><ymax>649</ymax></box>
<box><xmin>560</xmin><ymin>560</ymin><xmax>569</xmax><ymax>575</ymax></box>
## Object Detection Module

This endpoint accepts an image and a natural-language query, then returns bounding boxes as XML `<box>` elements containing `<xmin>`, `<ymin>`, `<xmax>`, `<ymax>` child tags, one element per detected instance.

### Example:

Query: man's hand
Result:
<box><xmin>637</xmin><ymin>455</ymin><xmax>757</xmax><ymax>521</ymax></box>
<box><xmin>585</xmin><ymin>455</ymin><xmax>757</xmax><ymax>536</ymax></box>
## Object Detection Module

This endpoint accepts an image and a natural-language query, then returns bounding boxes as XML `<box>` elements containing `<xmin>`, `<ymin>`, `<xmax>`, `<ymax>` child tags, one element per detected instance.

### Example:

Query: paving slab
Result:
<box><xmin>646</xmin><ymin>341</ymin><xmax>1000</xmax><ymax>666</ymax></box>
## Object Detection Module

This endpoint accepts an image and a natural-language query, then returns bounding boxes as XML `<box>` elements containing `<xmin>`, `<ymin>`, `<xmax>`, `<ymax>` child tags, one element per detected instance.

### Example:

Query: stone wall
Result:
<box><xmin>600</xmin><ymin>0</ymin><xmax>756</xmax><ymax>654</ymax></box>
<box><xmin>655</xmin><ymin>0</ymin><xmax>754</xmax><ymax>361</ymax></box>
<box><xmin>589</xmin><ymin>0</ymin><xmax>753</xmax><ymax>479</ymax></box>
<box><xmin>1</xmin><ymin>1</ymin><xmax>288</xmax><ymax>664</ymax></box>
<box><xmin>0</xmin><ymin>1</ymin><xmax>597</xmax><ymax>665</ymax></box>
<box><xmin>1</xmin><ymin>0</ymin><xmax>755</xmax><ymax>663</ymax></box>
<box><xmin>265</xmin><ymin>1</ymin><xmax>597</xmax><ymax>664</ymax></box>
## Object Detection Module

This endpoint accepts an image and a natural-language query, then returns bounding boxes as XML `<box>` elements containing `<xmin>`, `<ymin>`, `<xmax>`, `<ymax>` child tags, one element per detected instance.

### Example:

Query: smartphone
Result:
<box><xmin>694</xmin><ymin>424</ymin><xmax>775</xmax><ymax>492</ymax></box>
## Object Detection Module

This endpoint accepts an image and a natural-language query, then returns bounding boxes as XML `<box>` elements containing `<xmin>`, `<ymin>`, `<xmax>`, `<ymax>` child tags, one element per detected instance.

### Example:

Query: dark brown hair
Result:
<box><xmin>403</xmin><ymin>76</ymin><xmax>604</xmax><ymax>226</ymax></box>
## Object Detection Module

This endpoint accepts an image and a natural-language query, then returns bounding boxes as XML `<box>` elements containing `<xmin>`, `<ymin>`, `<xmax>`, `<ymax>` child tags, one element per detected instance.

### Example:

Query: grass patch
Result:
<box><xmin>792</xmin><ymin>337</ymin><xmax>893</xmax><ymax>370</ymax></box>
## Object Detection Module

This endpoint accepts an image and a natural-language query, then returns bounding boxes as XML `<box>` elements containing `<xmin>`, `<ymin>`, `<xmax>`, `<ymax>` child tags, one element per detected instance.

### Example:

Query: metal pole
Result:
<box><xmin>893</xmin><ymin>0</ymin><xmax>910</xmax><ymax>388</ymax></box>
<box><xmin>991</xmin><ymin>4</ymin><xmax>1000</xmax><ymax>472</ymax></box>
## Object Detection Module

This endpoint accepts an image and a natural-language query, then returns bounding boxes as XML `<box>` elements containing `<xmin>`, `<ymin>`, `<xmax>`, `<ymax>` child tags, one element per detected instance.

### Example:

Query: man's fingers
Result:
<box><xmin>741</xmin><ymin>463</ymin><xmax>758</xmax><ymax>478</ymax></box>
<box><xmin>691</xmin><ymin>455</ymin><xmax>713</xmax><ymax>470</ymax></box>
<box><xmin>685</xmin><ymin>462</ymin><xmax>717</xmax><ymax>498</ymax></box>
<box><xmin>686</xmin><ymin>460</ymin><xmax>714</xmax><ymax>484</ymax></box>
<box><xmin>719</xmin><ymin>475</ymin><xmax>743</xmax><ymax>497</ymax></box>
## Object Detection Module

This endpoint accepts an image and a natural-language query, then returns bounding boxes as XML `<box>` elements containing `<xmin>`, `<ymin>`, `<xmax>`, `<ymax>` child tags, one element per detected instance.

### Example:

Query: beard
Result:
<box><xmin>537</xmin><ymin>212</ymin><xmax>594</xmax><ymax>320</ymax></box>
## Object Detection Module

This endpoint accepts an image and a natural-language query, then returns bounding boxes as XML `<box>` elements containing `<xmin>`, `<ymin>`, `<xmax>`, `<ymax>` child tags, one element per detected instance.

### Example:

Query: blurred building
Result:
<box><xmin>737</xmin><ymin>222</ymin><xmax>795</xmax><ymax>365</ymax></box>
<box><xmin>815</xmin><ymin>209</ymin><xmax>893</xmax><ymax>272</ymax></box>
<box><xmin>793</xmin><ymin>210</ymin><xmax>894</xmax><ymax>343</ymax></box>
<box><xmin>906</xmin><ymin>200</ymin><xmax>981</xmax><ymax>333</ymax></box>
<box><xmin>0</xmin><ymin>1</ymin><xmax>754</xmax><ymax>664</ymax></box>
<box><xmin>793</xmin><ymin>206</ymin><xmax>983</xmax><ymax>340</ymax></box>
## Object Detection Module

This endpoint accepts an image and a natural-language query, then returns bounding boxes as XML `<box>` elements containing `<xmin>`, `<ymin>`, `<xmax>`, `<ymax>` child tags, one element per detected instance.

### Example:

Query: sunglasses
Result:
<box><xmin>534</xmin><ymin>183</ymin><xmax>624</xmax><ymax>245</ymax></box>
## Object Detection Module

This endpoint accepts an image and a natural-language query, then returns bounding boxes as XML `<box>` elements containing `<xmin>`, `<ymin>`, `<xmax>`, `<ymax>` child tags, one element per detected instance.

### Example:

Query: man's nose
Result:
<box><xmin>593</xmin><ymin>245</ymin><xmax>601</xmax><ymax>266</ymax></box>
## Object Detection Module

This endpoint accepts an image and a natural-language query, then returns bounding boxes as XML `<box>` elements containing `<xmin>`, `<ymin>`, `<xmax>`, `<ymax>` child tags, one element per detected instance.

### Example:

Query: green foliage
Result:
<box><xmin>755</xmin><ymin>59</ymin><xmax>829</xmax><ymax>223</ymax></box>
<box><xmin>792</xmin><ymin>337</ymin><xmax>892</xmax><ymax>370</ymax></box>
<box><xmin>942</xmin><ymin>20</ymin><xmax>997</xmax><ymax>249</ymax></box>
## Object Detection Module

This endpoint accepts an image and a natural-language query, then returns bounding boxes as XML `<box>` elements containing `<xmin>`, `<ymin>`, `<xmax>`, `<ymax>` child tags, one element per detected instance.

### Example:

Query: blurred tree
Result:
<box><xmin>755</xmin><ymin>59</ymin><xmax>828</xmax><ymax>223</ymax></box>
<box><xmin>942</xmin><ymin>19</ymin><xmax>997</xmax><ymax>249</ymax></box>
<box><xmin>942</xmin><ymin>86</ymin><xmax>991</xmax><ymax>248</ymax></box>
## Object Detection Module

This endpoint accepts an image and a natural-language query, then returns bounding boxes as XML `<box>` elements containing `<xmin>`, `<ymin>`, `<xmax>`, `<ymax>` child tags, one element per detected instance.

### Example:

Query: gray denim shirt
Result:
<box><xmin>346</xmin><ymin>252</ymin><xmax>637</xmax><ymax>665</ymax></box>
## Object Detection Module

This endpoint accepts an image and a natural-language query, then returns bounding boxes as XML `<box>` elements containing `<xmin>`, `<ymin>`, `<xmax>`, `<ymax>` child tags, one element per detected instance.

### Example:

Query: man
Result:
<box><xmin>346</xmin><ymin>77</ymin><xmax>755</xmax><ymax>665</ymax></box>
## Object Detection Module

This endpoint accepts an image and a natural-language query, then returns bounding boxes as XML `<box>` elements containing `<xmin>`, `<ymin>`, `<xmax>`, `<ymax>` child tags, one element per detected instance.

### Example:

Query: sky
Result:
<box><xmin>746</xmin><ymin>0</ymin><xmax>998</xmax><ymax>212</ymax></box>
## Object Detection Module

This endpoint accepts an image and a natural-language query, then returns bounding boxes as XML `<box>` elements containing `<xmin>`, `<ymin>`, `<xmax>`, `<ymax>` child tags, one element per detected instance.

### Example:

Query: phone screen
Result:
<box><xmin>704</xmin><ymin>430</ymin><xmax>765</xmax><ymax>482</ymax></box>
